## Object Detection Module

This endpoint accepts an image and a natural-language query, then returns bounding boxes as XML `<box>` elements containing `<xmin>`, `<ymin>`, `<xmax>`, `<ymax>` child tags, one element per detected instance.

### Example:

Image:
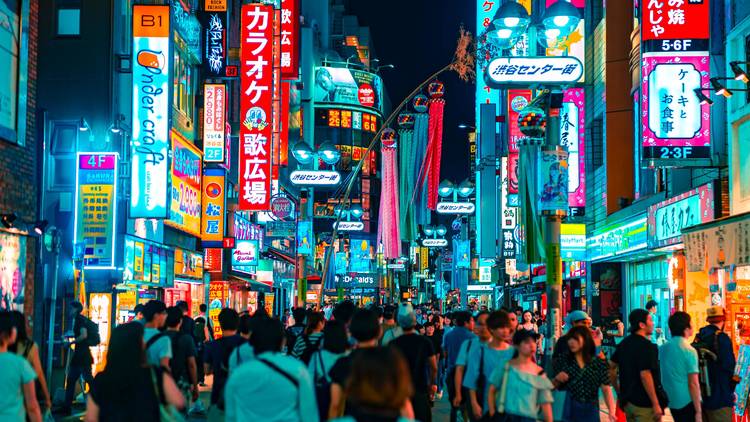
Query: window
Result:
<box><xmin>57</xmin><ymin>7</ymin><xmax>80</xmax><ymax>36</ymax></box>
<box><xmin>48</xmin><ymin>122</ymin><xmax>78</xmax><ymax>190</ymax></box>
<box><xmin>0</xmin><ymin>0</ymin><xmax>29</xmax><ymax>145</ymax></box>
<box><xmin>590</xmin><ymin>117</ymin><xmax>604</xmax><ymax>170</ymax></box>
<box><xmin>173</xmin><ymin>46</ymin><xmax>195</xmax><ymax>121</ymax></box>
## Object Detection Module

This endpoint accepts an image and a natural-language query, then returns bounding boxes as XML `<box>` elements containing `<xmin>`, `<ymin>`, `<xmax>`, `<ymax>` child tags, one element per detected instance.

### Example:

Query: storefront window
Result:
<box><xmin>172</xmin><ymin>45</ymin><xmax>195</xmax><ymax>121</ymax></box>
<box><xmin>0</xmin><ymin>0</ymin><xmax>29</xmax><ymax>145</ymax></box>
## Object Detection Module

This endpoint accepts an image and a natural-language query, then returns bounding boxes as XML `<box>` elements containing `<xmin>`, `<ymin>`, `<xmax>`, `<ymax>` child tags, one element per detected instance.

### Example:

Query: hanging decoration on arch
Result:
<box><xmin>422</xmin><ymin>80</ymin><xmax>446</xmax><ymax>210</ymax></box>
<box><xmin>398</xmin><ymin>112</ymin><xmax>418</xmax><ymax>242</ymax></box>
<box><xmin>411</xmin><ymin>95</ymin><xmax>431</xmax><ymax>226</ymax></box>
<box><xmin>378</xmin><ymin>128</ymin><xmax>401</xmax><ymax>260</ymax></box>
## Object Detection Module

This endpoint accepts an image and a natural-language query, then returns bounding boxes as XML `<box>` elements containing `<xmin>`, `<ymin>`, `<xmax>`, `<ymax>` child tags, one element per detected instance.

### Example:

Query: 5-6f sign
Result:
<box><xmin>239</xmin><ymin>4</ymin><xmax>273</xmax><ymax>211</ymax></box>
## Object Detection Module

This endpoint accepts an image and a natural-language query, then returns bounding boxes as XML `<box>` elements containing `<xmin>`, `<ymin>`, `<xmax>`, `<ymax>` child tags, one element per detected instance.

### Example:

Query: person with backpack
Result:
<box><xmin>203</xmin><ymin>308</ymin><xmax>245</xmax><ymax>419</ymax></box>
<box><xmin>309</xmin><ymin>319</ymin><xmax>348</xmax><ymax>422</ymax></box>
<box><xmin>176</xmin><ymin>300</ymin><xmax>197</xmax><ymax>342</ymax></box>
<box><xmin>659</xmin><ymin>312</ymin><xmax>702</xmax><ymax>422</ymax></box>
<box><xmin>224</xmin><ymin>318</ymin><xmax>318</xmax><ymax>421</ymax></box>
<box><xmin>228</xmin><ymin>313</ymin><xmax>256</xmax><ymax>371</ymax></box>
<box><xmin>142</xmin><ymin>300</ymin><xmax>171</xmax><ymax>370</ymax></box>
<box><xmin>165</xmin><ymin>306</ymin><xmax>199</xmax><ymax>406</ymax></box>
<box><xmin>194</xmin><ymin>303</ymin><xmax>212</xmax><ymax>386</ymax></box>
<box><xmin>286</xmin><ymin>307</ymin><xmax>307</xmax><ymax>354</ymax></box>
<box><xmin>694</xmin><ymin>306</ymin><xmax>736</xmax><ymax>422</ymax></box>
<box><xmin>62</xmin><ymin>301</ymin><xmax>97</xmax><ymax>415</ymax></box>
<box><xmin>292</xmin><ymin>312</ymin><xmax>325</xmax><ymax>364</ymax></box>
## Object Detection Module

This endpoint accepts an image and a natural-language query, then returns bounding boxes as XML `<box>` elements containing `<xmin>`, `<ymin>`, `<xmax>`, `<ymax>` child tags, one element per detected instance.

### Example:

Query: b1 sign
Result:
<box><xmin>485</xmin><ymin>56</ymin><xmax>583</xmax><ymax>87</ymax></box>
<box><xmin>131</xmin><ymin>5</ymin><xmax>170</xmax><ymax>218</ymax></box>
<box><xmin>436</xmin><ymin>202</ymin><xmax>475</xmax><ymax>214</ymax></box>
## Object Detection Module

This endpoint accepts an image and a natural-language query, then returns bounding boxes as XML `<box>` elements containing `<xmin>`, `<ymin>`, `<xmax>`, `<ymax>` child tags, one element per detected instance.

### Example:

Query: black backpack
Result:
<box><xmin>298</xmin><ymin>335</ymin><xmax>323</xmax><ymax>365</ymax></box>
<box><xmin>82</xmin><ymin>317</ymin><xmax>101</xmax><ymax>347</ymax></box>
<box><xmin>286</xmin><ymin>325</ymin><xmax>304</xmax><ymax>355</ymax></box>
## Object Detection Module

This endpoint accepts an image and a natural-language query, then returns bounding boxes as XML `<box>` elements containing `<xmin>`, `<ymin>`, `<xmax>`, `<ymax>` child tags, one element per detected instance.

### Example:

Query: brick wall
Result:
<box><xmin>0</xmin><ymin>0</ymin><xmax>38</xmax><ymax>321</ymax></box>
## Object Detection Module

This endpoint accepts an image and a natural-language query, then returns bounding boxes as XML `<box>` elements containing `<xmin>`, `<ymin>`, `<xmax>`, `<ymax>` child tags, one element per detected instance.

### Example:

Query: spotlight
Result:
<box><xmin>710</xmin><ymin>78</ymin><xmax>733</xmax><ymax>98</ymax></box>
<box><xmin>693</xmin><ymin>88</ymin><xmax>713</xmax><ymax>105</ymax></box>
<box><xmin>33</xmin><ymin>220</ymin><xmax>48</xmax><ymax>235</ymax></box>
<box><xmin>1</xmin><ymin>213</ymin><xmax>17</xmax><ymax>229</ymax></box>
<box><xmin>731</xmin><ymin>62</ymin><xmax>749</xmax><ymax>83</ymax></box>
<box><xmin>78</xmin><ymin>118</ymin><xmax>90</xmax><ymax>132</ymax></box>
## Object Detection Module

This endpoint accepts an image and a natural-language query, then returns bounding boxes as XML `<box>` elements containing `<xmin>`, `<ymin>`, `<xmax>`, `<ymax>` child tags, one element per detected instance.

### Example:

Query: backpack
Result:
<box><xmin>194</xmin><ymin>317</ymin><xmax>207</xmax><ymax>344</ymax></box>
<box><xmin>164</xmin><ymin>331</ymin><xmax>187</xmax><ymax>382</ymax></box>
<box><xmin>214</xmin><ymin>337</ymin><xmax>240</xmax><ymax>410</ymax></box>
<box><xmin>692</xmin><ymin>329</ymin><xmax>721</xmax><ymax>397</ymax></box>
<box><xmin>285</xmin><ymin>325</ymin><xmax>304</xmax><ymax>355</ymax></box>
<box><xmin>298</xmin><ymin>335</ymin><xmax>323</xmax><ymax>364</ymax></box>
<box><xmin>82</xmin><ymin>317</ymin><xmax>101</xmax><ymax>347</ymax></box>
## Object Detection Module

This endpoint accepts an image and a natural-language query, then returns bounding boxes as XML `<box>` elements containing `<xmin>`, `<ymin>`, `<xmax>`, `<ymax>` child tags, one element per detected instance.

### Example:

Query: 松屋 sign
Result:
<box><xmin>201</xmin><ymin>169</ymin><xmax>225</xmax><ymax>247</ymax></box>
<box><xmin>239</xmin><ymin>4</ymin><xmax>273</xmax><ymax>210</ymax></box>
<box><xmin>436</xmin><ymin>202</ymin><xmax>476</xmax><ymax>214</ymax></box>
<box><xmin>422</xmin><ymin>238</ymin><xmax>448</xmax><ymax>247</ymax></box>
<box><xmin>131</xmin><ymin>5</ymin><xmax>170</xmax><ymax>218</ymax></box>
<box><xmin>203</xmin><ymin>83</ymin><xmax>226</xmax><ymax>162</ymax></box>
<box><xmin>333</xmin><ymin>221</ymin><xmax>364</xmax><ymax>231</ymax></box>
<box><xmin>289</xmin><ymin>170</ymin><xmax>341</xmax><ymax>186</ymax></box>
<box><xmin>485</xmin><ymin>56</ymin><xmax>583</xmax><ymax>87</ymax></box>
<box><xmin>75</xmin><ymin>153</ymin><xmax>118</xmax><ymax>269</ymax></box>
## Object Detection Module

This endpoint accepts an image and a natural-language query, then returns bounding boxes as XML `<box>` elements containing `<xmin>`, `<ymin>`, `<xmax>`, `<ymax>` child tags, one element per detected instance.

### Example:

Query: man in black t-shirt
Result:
<box><xmin>165</xmin><ymin>306</ymin><xmax>198</xmax><ymax>404</ymax></box>
<box><xmin>62</xmin><ymin>301</ymin><xmax>95</xmax><ymax>415</ymax></box>
<box><xmin>611</xmin><ymin>308</ymin><xmax>666</xmax><ymax>421</ymax></box>
<box><xmin>203</xmin><ymin>308</ymin><xmax>245</xmax><ymax>411</ymax></box>
<box><xmin>328</xmin><ymin>309</ymin><xmax>382</xmax><ymax>419</ymax></box>
<box><xmin>391</xmin><ymin>303</ymin><xmax>438</xmax><ymax>422</ymax></box>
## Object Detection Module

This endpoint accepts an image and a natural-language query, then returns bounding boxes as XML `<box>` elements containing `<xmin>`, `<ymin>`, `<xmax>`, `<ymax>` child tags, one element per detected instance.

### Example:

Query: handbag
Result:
<box><xmin>150</xmin><ymin>368</ymin><xmax>186</xmax><ymax>422</ymax></box>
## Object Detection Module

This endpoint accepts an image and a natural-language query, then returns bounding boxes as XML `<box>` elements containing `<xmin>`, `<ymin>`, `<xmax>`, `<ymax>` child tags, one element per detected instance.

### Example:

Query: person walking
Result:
<box><xmin>292</xmin><ymin>311</ymin><xmax>325</xmax><ymax>364</ymax></box>
<box><xmin>62</xmin><ymin>301</ymin><xmax>96</xmax><ymax>415</ymax></box>
<box><xmin>228</xmin><ymin>313</ymin><xmax>255</xmax><ymax>371</ymax></box>
<box><xmin>551</xmin><ymin>326</ymin><xmax>616</xmax><ymax>422</ymax></box>
<box><xmin>224</xmin><ymin>318</ymin><xmax>318</xmax><ymax>421</ymax></box>
<box><xmin>194</xmin><ymin>303</ymin><xmax>212</xmax><ymax>386</ymax></box>
<box><xmin>659</xmin><ymin>312</ymin><xmax>702</xmax><ymax>422</ymax></box>
<box><xmin>611</xmin><ymin>308</ymin><xmax>667</xmax><ymax>421</ymax></box>
<box><xmin>142</xmin><ymin>300</ymin><xmax>171</xmax><ymax>370</ymax></box>
<box><xmin>0</xmin><ymin>311</ymin><xmax>42</xmax><ymax>422</ymax></box>
<box><xmin>164</xmin><ymin>306</ymin><xmax>199</xmax><ymax>407</ymax></box>
<box><xmin>286</xmin><ymin>307</ymin><xmax>307</xmax><ymax>354</ymax></box>
<box><xmin>85</xmin><ymin>322</ymin><xmax>184</xmax><ymax>421</ymax></box>
<box><xmin>203</xmin><ymin>308</ymin><xmax>245</xmax><ymax>418</ymax></box>
<box><xmin>552</xmin><ymin>310</ymin><xmax>591</xmax><ymax>362</ymax></box>
<box><xmin>442</xmin><ymin>310</ymin><xmax>475</xmax><ymax>422</ymax></box>
<box><xmin>456</xmin><ymin>311</ymin><xmax>490</xmax><ymax>420</ymax></box>
<box><xmin>520</xmin><ymin>310</ymin><xmax>538</xmax><ymax>333</ymax></box>
<box><xmin>646</xmin><ymin>300</ymin><xmax>664</xmax><ymax>344</ymax></box>
<box><xmin>9</xmin><ymin>310</ymin><xmax>51</xmax><ymax>414</ymax></box>
<box><xmin>694</xmin><ymin>306</ymin><xmax>736</xmax><ymax>422</ymax></box>
<box><xmin>390</xmin><ymin>303</ymin><xmax>438</xmax><ymax>422</ymax></box>
<box><xmin>380</xmin><ymin>305</ymin><xmax>399</xmax><ymax>344</ymax></box>
<box><xmin>309</xmin><ymin>319</ymin><xmax>349</xmax><ymax>422</ymax></box>
<box><xmin>487</xmin><ymin>329</ymin><xmax>554</xmax><ymax>422</ymax></box>
<box><xmin>464</xmin><ymin>310</ymin><xmax>515</xmax><ymax>421</ymax></box>
<box><xmin>175</xmin><ymin>300</ymin><xmax>196</xmax><ymax>341</ymax></box>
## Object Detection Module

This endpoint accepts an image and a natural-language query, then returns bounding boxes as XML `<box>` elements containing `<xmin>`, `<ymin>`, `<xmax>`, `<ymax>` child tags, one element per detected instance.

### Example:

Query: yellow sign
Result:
<box><xmin>265</xmin><ymin>293</ymin><xmax>275</xmax><ymax>317</ymax></box>
<box><xmin>201</xmin><ymin>169</ymin><xmax>225</xmax><ymax>245</ymax></box>
<box><xmin>174</xmin><ymin>248</ymin><xmax>204</xmax><ymax>279</ymax></box>
<box><xmin>204</xmin><ymin>0</ymin><xmax>227</xmax><ymax>11</ymax></box>
<box><xmin>166</xmin><ymin>130</ymin><xmax>203</xmax><ymax>237</ymax></box>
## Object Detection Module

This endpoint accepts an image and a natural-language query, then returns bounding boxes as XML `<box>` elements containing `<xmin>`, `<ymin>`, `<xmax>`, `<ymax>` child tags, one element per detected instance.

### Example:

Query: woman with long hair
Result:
<box><xmin>84</xmin><ymin>322</ymin><xmax>184</xmax><ymax>421</ymax></box>
<box><xmin>519</xmin><ymin>311</ymin><xmax>537</xmax><ymax>332</ymax></box>
<box><xmin>291</xmin><ymin>311</ymin><xmax>325</xmax><ymax>362</ymax></box>
<box><xmin>551</xmin><ymin>325</ymin><xmax>616</xmax><ymax>422</ymax></box>
<box><xmin>309</xmin><ymin>319</ymin><xmax>349</xmax><ymax>422</ymax></box>
<box><xmin>8</xmin><ymin>310</ymin><xmax>52</xmax><ymax>412</ymax></box>
<box><xmin>0</xmin><ymin>311</ymin><xmax>42</xmax><ymax>422</ymax></box>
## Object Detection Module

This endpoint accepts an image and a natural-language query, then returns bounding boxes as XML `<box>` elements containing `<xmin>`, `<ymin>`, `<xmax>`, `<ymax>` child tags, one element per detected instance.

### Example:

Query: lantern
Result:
<box><xmin>517</xmin><ymin>105</ymin><xmax>547</xmax><ymax>140</ymax></box>
<box><xmin>413</xmin><ymin>94</ymin><xmax>429</xmax><ymax>113</ymax></box>
<box><xmin>381</xmin><ymin>127</ymin><xmax>397</xmax><ymax>148</ymax></box>
<box><xmin>428</xmin><ymin>80</ymin><xmax>445</xmax><ymax>98</ymax></box>
<box><xmin>397</xmin><ymin>112</ymin><xmax>415</xmax><ymax>129</ymax></box>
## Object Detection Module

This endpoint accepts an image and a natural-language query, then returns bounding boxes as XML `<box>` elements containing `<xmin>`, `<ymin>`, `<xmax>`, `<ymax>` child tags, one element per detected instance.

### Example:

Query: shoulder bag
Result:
<box><xmin>149</xmin><ymin>368</ymin><xmax>185</xmax><ymax>422</ymax></box>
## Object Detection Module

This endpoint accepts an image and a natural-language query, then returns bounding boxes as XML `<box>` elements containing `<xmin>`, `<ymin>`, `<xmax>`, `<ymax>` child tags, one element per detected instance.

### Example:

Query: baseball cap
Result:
<box><xmin>513</xmin><ymin>329</ymin><xmax>541</xmax><ymax>345</ymax></box>
<box><xmin>397</xmin><ymin>302</ymin><xmax>417</xmax><ymax>329</ymax></box>
<box><xmin>565</xmin><ymin>310</ymin><xmax>589</xmax><ymax>326</ymax></box>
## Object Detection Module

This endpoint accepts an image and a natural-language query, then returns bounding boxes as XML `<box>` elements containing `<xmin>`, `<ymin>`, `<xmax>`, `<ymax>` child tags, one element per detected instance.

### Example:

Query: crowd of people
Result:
<box><xmin>0</xmin><ymin>299</ymin><xmax>740</xmax><ymax>422</ymax></box>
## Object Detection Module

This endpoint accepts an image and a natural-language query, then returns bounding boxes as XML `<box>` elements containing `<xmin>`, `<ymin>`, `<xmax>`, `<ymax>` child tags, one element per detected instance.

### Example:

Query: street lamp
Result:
<box><xmin>542</xmin><ymin>0</ymin><xmax>581</xmax><ymax>39</ymax></box>
<box><xmin>318</xmin><ymin>141</ymin><xmax>342</xmax><ymax>165</ymax></box>
<box><xmin>422</xmin><ymin>225</ymin><xmax>448</xmax><ymax>247</ymax></box>
<box><xmin>437</xmin><ymin>179</ymin><xmax>475</xmax><ymax>214</ymax></box>
<box><xmin>292</xmin><ymin>141</ymin><xmax>341</xmax><ymax>167</ymax></box>
<box><xmin>292</xmin><ymin>141</ymin><xmax>315</xmax><ymax>164</ymax></box>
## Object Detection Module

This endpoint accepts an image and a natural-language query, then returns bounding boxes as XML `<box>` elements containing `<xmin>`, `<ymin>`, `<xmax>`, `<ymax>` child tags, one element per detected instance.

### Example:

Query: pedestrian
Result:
<box><xmin>62</xmin><ymin>301</ymin><xmax>96</xmax><ymax>415</ymax></box>
<box><xmin>646</xmin><ymin>300</ymin><xmax>664</xmax><ymax>344</ymax></box>
<box><xmin>286</xmin><ymin>307</ymin><xmax>307</xmax><ymax>354</ymax></box>
<box><xmin>455</xmin><ymin>310</ymin><xmax>490</xmax><ymax>421</ymax></box>
<box><xmin>0</xmin><ymin>311</ymin><xmax>42</xmax><ymax>422</ymax></box>
<box><xmin>8</xmin><ymin>310</ymin><xmax>52</xmax><ymax>414</ymax></box>
<box><xmin>85</xmin><ymin>322</ymin><xmax>184</xmax><ymax>421</ymax></box>
<box><xmin>328</xmin><ymin>309</ymin><xmax>385</xmax><ymax>419</ymax></box>
<box><xmin>464</xmin><ymin>310</ymin><xmax>515</xmax><ymax>421</ymax></box>
<box><xmin>659</xmin><ymin>312</ymin><xmax>702</xmax><ymax>422</ymax></box>
<box><xmin>292</xmin><ymin>311</ymin><xmax>325</xmax><ymax>364</ymax></box>
<box><xmin>552</xmin><ymin>310</ymin><xmax>591</xmax><ymax>362</ymax></box>
<box><xmin>132</xmin><ymin>304</ymin><xmax>145</xmax><ymax>324</ymax></box>
<box><xmin>380</xmin><ymin>305</ymin><xmax>398</xmax><ymax>343</ymax></box>
<box><xmin>224</xmin><ymin>318</ymin><xmax>318</xmax><ymax>421</ymax></box>
<box><xmin>520</xmin><ymin>310</ymin><xmax>538</xmax><ymax>332</ymax></box>
<box><xmin>333</xmin><ymin>300</ymin><xmax>357</xmax><ymax>330</ymax></box>
<box><xmin>426</xmin><ymin>318</ymin><xmax>445</xmax><ymax>399</ymax></box>
<box><xmin>694</xmin><ymin>306</ymin><xmax>736</xmax><ymax>421</ymax></box>
<box><xmin>487</xmin><ymin>329</ymin><xmax>554</xmax><ymax>422</ymax></box>
<box><xmin>228</xmin><ymin>313</ymin><xmax>255</xmax><ymax>371</ymax></box>
<box><xmin>507</xmin><ymin>310</ymin><xmax>519</xmax><ymax>341</ymax></box>
<box><xmin>282</xmin><ymin>309</ymin><xmax>291</xmax><ymax>328</ymax></box>
<box><xmin>164</xmin><ymin>306</ymin><xmax>199</xmax><ymax>407</ymax></box>
<box><xmin>334</xmin><ymin>346</ymin><xmax>416</xmax><ymax>421</ymax></box>
<box><xmin>194</xmin><ymin>303</ymin><xmax>211</xmax><ymax>386</ymax></box>
<box><xmin>611</xmin><ymin>308</ymin><xmax>667</xmax><ymax>421</ymax></box>
<box><xmin>390</xmin><ymin>302</ymin><xmax>439</xmax><ymax>422</ymax></box>
<box><xmin>309</xmin><ymin>319</ymin><xmax>349</xmax><ymax>422</ymax></box>
<box><xmin>203</xmin><ymin>308</ymin><xmax>245</xmax><ymax>418</ymax></box>
<box><xmin>142</xmin><ymin>300</ymin><xmax>171</xmax><ymax>370</ymax></box>
<box><xmin>551</xmin><ymin>326</ymin><xmax>616</xmax><ymax>422</ymax></box>
<box><xmin>175</xmin><ymin>300</ymin><xmax>196</xmax><ymax>341</ymax></box>
<box><xmin>443</xmin><ymin>310</ymin><xmax>475</xmax><ymax>422</ymax></box>
<box><xmin>381</xmin><ymin>304</ymin><xmax>404</xmax><ymax>345</ymax></box>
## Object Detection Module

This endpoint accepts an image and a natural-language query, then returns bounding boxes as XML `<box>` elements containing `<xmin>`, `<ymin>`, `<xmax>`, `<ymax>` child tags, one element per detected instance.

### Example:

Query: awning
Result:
<box><xmin>228</xmin><ymin>275</ymin><xmax>273</xmax><ymax>293</ymax></box>
<box><xmin>681</xmin><ymin>211</ymin><xmax>750</xmax><ymax>272</ymax></box>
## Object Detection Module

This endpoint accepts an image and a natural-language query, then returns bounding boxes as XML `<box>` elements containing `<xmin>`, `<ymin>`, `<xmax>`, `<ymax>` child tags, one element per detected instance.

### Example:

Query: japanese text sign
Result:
<box><xmin>208</xmin><ymin>282</ymin><xmax>228</xmax><ymax>338</ymax></box>
<box><xmin>203</xmin><ymin>83</ymin><xmax>226</xmax><ymax>162</ymax></box>
<box><xmin>642</xmin><ymin>0</ymin><xmax>709</xmax><ymax>42</ymax></box>
<box><xmin>485</xmin><ymin>56</ymin><xmax>583</xmax><ymax>87</ymax></box>
<box><xmin>561</xmin><ymin>88</ymin><xmax>586</xmax><ymax>212</ymax></box>
<box><xmin>475</xmin><ymin>0</ymin><xmax>501</xmax><ymax>129</ymax></box>
<box><xmin>199</xmin><ymin>11</ymin><xmax>227</xmax><ymax>77</ymax></box>
<box><xmin>289</xmin><ymin>170</ymin><xmax>342</xmax><ymax>186</ymax></box>
<box><xmin>647</xmin><ymin>182</ymin><xmax>715</xmax><ymax>249</ymax></box>
<box><xmin>166</xmin><ymin>131</ymin><xmax>202</xmax><ymax>236</ymax></box>
<box><xmin>239</xmin><ymin>4</ymin><xmax>273</xmax><ymax>210</ymax></box>
<box><xmin>131</xmin><ymin>5</ymin><xmax>170</xmax><ymax>218</ymax></box>
<box><xmin>280</xmin><ymin>0</ymin><xmax>299</xmax><ymax>79</ymax></box>
<box><xmin>75</xmin><ymin>153</ymin><xmax>118</xmax><ymax>268</ymax></box>
<box><xmin>436</xmin><ymin>202</ymin><xmax>476</xmax><ymax>214</ymax></box>
<box><xmin>201</xmin><ymin>169</ymin><xmax>225</xmax><ymax>247</ymax></box>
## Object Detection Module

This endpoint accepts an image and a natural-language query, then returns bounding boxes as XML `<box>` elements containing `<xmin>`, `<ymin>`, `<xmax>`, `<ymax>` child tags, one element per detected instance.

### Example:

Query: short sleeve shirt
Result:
<box><xmin>143</xmin><ymin>327</ymin><xmax>172</xmax><ymax>367</ymax></box>
<box><xmin>659</xmin><ymin>336</ymin><xmax>699</xmax><ymax>409</ymax></box>
<box><xmin>390</xmin><ymin>334</ymin><xmax>437</xmax><ymax>393</ymax></box>
<box><xmin>555</xmin><ymin>356</ymin><xmax>611</xmax><ymax>404</ymax></box>
<box><xmin>166</xmin><ymin>331</ymin><xmax>196</xmax><ymax>382</ymax></box>
<box><xmin>0</xmin><ymin>352</ymin><xmax>37</xmax><ymax>422</ymax></box>
<box><xmin>611</xmin><ymin>334</ymin><xmax>662</xmax><ymax>408</ymax></box>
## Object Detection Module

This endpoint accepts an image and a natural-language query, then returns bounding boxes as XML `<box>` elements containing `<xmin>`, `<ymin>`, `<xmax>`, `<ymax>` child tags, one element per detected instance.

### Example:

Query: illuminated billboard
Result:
<box><xmin>203</xmin><ymin>83</ymin><xmax>226</xmax><ymax>162</ymax></box>
<box><xmin>74</xmin><ymin>153</ymin><xmax>118</xmax><ymax>268</ymax></box>
<box><xmin>131</xmin><ymin>5</ymin><xmax>171</xmax><ymax>218</ymax></box>
<box><xmin>561</xmin><ymin>88</ymin><xmax>585</xmax><ymax>214</ymax></box>
<box><xmin>647</xmin><ymin>183</ymin><xmax>715</xmax><ymax>249</ymax></box>
<box><xmin>313</xmin><ymin>67</ymin><xmax>383</xmax><ymax>113</ymax></box>
<box><xmin>280</xmin><ymin>0</ymin><xmax>299</xmax><ymax>79</ymax></box>
<box><xmin>166</xmin><ymin>131</ymin><xmax>202</xmax><ymax>236</ymax></box>
<box><xmin>201</xmin><ymin>169</ymin><xmax>225</xmax><ymax>247</ymax></box>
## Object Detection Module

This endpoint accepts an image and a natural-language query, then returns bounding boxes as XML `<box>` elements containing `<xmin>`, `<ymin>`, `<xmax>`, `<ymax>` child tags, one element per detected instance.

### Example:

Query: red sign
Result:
<box><xmin>358</xmin><ymin>84</ymin><xmax>375</xmax><ymax>107</ymax></box>
<box><xmin>279</xmin><ymin>82</ymin><xmax>290</xmax><ymax>166</ymax></box>
<box><xmin>507</xmin><ymin>90</ymin><xmax>532</xmax><ymax>195</ymax></box>
<box><xmin>279</xmin><ymin>0</ymin><xmax>299</xmax><ymax>80</ymax></box>
<box><xmin>641</xmin><ymin>0</ymin><xmax>709</xmax><ymax>41</ymax></box>
<box><xmin>223</xmin><ymin>237</ymin><xmax>235</xmax><ymax>249</ymax></box>
<box><xmin>204</xmin><ymin>248</ymin><xmax>223</xmax><ymax>272</ymax></box>
<box><xmin>239</xmin><ymin>4</ymin><xmax>273</xmax><ymax>211</ymax></box>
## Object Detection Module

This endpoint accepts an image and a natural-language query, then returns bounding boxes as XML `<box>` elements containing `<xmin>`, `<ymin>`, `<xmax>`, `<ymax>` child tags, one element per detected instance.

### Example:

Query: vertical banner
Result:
<box><xmin>239</xmin><ymin>4</ymin><xmax>273</xmax><ymax>210</ymax></box>
<box><xmin>279</xmin><ymin>0</ymin><xmax>299</xmax><ymax>80</ymax></box>
<box><xmin>166</xmin><ymin>131</ymin><xmax>202</xmax><ymax>236</ymax></box>
<box><xmin>199</xmin><ymin>11</ymin><xmax>227</xmax><ymax>77</ymax></box>
<box><xmin>272</xmin><ymin>8</ymin><xmax>282</xmax><ymax>180</ymax></box>
<box><xmin>201</xmin><ymin>169</ymin><xmax>226</xmax><ymax>247</ymax></box>
<box><xmin>506</xmin><ymin>90</ymin><xmax>532</xmax><ymax>203</ymax></box>
<box><xmin>537</xmin><ymin>149</ymin><xmax>569</xmax><ymax>213</ymax></box>
<box><xmin>75</xmin><ymin>153</ymin><xmax>118</xmax><ymax>268</ymax></box>
<box><xmin>203</xmin><ymin>83</ymin><xmax>226</xmax><ymax>162</ymax></box>
<box><xmin>279</xmin><ymin>82</ymin><xmax>290</xmax><ymax>166</ymax></box>
<box><xmin>297</xmin><ymin>221</ymin><xmax>312</xmax><ymax>256</ymax></box>
<box><xmin>475</xmin><ymin>0</ymin><xmax>501</xmax><ymax>129</ymax></box>
<box><xmin>561</xmin><ymin>88</ymin><xmax>586</xmax><ymax>215</ymax></box>
<box><xmin>208</xmin><ymin>281</ymin><xmax>228</xmax><ymax>338</ymax></box>
<box><xmin>131</xmin><ymin>5</ymin><xmax>170</xmax><ymax>218</ymax></box>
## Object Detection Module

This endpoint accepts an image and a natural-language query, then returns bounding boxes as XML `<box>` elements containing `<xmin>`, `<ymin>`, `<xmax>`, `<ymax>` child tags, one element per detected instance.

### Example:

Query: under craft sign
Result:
<box><xmin>485</xmin><ymin>56</ymin><xmax>583</xmax><ymax>87</ymax></box>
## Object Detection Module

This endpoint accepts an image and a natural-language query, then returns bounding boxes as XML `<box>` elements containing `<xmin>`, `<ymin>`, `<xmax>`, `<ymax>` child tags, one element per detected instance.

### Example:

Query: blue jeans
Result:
<box><xmin>569</xmin><ymin>399</ymin><xmax>599</xmax><ymax>422</ymax></box>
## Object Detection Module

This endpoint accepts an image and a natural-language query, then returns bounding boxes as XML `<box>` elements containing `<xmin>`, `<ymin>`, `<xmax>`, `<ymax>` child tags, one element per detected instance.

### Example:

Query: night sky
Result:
<box><xmin>347</xmin><ymin>1</ymin><xmax>476</xmax><ymax>183</ymax></box>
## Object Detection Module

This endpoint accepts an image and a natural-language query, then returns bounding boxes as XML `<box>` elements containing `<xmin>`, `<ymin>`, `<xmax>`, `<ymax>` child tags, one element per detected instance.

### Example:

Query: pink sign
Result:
<box><xmin>78</xmin><ymin>154</ymin><xmax>116</xmax><ymax>170</ymax></box>
<box><xmin>562</xmin><ymin>88</ymin><xmax>585</xmax><ymax>210</ymax></box>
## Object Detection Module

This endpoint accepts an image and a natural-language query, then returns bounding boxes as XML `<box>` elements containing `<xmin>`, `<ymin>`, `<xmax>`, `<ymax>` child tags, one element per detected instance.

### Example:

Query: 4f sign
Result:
<box><xmin>334</xmin><ymin>221</ymin><xmax>364</xmax><ymax>231</ymax></box>
<box><xmin>436</xmin><ymin>202</ymin><xmax>475</xmax><ymax>214</ymax></box>
<box><xmin>485</xmin><ymin>56</ymin><xmax>583</xmax><ymax>87</ymax></box>
<box><xmin>290</xmin><ymin>170</ymin><xmax>341</xmax><ymax>186</ymax></box>
<box><xmin>422</xmin><ymin>238</ymin><xmax>448</xmax><ymax>247</ymax></box>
